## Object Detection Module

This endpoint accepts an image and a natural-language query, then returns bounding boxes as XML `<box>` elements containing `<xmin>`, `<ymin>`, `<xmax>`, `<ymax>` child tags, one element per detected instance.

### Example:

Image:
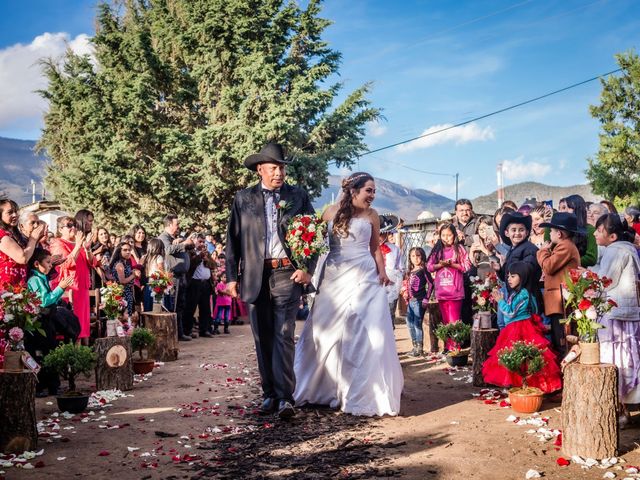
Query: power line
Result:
<box><xmin>359</xmin><ymin>67</ymin><xmax>622</xmax><ymax>158</ymax></box>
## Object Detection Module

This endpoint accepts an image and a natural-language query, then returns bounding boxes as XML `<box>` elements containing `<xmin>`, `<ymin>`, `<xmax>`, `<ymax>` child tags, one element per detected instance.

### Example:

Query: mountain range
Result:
<box><xmin>0</xmin><ymin>136</ymin><xmax>600</xmax><ymax>221</ymax></box>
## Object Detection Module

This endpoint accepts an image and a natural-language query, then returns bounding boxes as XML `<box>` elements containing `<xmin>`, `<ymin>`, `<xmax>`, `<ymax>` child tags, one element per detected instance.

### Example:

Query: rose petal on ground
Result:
<box><xmin>525</xmin><ymin>469</ymin><xmax>542</xmax><ymax>478</ymax></box>
<box><xmin>557</xmin><ymin>457</ymin><xmax>570</xmax><ymax>467</ymax></box>
<box><xmin>57</xmin><ymin>457</ymin><xmax>66</xmax><ymax>461</ymax></box>
<box><xmin>98</xmin><ymin>451</ymin><xmax>110</xmax><ymax>457</ymax></box>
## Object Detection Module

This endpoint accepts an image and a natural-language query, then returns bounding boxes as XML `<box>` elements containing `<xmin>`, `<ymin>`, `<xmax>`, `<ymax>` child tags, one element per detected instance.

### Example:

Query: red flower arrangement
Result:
<box><xmin>469</xmin><ymin>272</ymin><xmax>499</xmax><ymax>312</ymax></box>
<box><xmin>285</xmin><ymin>214</ymin><xmax>328</xmax><ymax>271</ymax></box>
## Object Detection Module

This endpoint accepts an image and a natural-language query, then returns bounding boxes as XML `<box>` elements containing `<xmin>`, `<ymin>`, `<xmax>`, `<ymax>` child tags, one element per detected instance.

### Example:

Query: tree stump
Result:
<box><xmin>94</xmin><ymin>337</ymin><xmax>134</xmax><ymax>391</ymax></box>
<box><xmin>0</xmin><ymin>371</ymin><xmax>37</xmax><ymax>453</ymax></box>
<box><xmin>141</xmin><ymin>312</ymin><xmax>179</xmax><ymax>362</ymax></box>
<box><xmin>471</xmin><ymin>328</ymin><xmax>499</xmax><ymax>387</ymax></box>
<box><xmin>424</xmin><ymin>301</ymin><xmax>442</xmax><ymax>353</ymax></box>
<box><xmin>562</xmin><ymin>363</ymin><xmax>618</xmax><ymax>459</ymax></box>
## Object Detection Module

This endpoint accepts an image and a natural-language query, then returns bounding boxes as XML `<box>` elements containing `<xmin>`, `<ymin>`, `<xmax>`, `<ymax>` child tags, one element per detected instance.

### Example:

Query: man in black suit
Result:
<box><xmin>225</xmin><ymin>143</ymin><xmax>314</xmax><ymax>419</ymax></box>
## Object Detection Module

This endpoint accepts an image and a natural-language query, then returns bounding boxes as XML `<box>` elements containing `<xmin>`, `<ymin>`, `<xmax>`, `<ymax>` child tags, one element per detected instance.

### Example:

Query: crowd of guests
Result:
<box><xmin>397</xmin><ymin>196</ymin><xmax>640</xmax><ymax>424</ymax></box>
<box><xmin>0</xmin><ymin>198</ymin><xmax>241</xmax><ymax>397</ymax></box>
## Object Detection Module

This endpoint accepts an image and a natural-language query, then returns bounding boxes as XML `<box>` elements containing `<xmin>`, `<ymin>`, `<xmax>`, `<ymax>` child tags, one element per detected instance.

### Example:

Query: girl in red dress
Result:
<box><xmin>482</xmin><ymin>261</ymin><xmax>562</xmax><ymax>393</ymax></box>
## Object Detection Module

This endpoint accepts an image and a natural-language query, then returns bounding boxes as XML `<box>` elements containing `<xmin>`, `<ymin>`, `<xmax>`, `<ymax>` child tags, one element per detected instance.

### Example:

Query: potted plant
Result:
<box><xmin>561</xmin><ymin>269</ymin><xmax>615</xmax><ymax>364</ymax></box>
<box><xmin>147</xmin><ymin>271</ymin><xmax>173</xmax><ymax>313</ymax></box>
<box><xmin>0</xmin><ymin>284</ymin><xmax>43</xmax><ymax>372</ymax></box>
<box><xmin>435</xmin><ymin>321</ymin><xmax>472</xmax><ymax>366</ymax></box>
<box><xmin>498</xmin><ymin>341</ymin><xmax>545</xmax><ymax>413</ymax></box>
<box><xmin>470</xmin><ymin>272</ymin><xmax>499</xmax><ymax>329</ymax></box>
<box><xmin>43</xmin><ymin>343</ymin><xmax>96</xmax><ymax>413</ymax></box>
<box><xmin>130</xmin><ymin>327</ymin><xmax>156</xmax><ymax>374</ymax></box>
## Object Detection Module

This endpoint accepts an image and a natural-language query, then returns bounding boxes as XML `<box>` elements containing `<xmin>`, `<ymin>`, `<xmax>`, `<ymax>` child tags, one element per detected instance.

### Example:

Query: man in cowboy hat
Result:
<box><xmin>225</xmin><ymin>142</ymin><xmax>315</xmax><ymax>419</ymax></box>
<box><xmin>379</xmin><ymin>213</ymin><xmax>403</xmax><ymax>329</ymax></box>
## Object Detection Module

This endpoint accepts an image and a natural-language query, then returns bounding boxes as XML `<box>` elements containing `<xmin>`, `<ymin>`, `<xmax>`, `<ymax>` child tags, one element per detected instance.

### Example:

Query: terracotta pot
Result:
<box><xmin>133</xmin><ymin>359</ymin><xmax>155</xmax><ymax>375</ymax></box>
<box><xmin>2</xmin><ymin>350</ymin><xmax>24</xmax><ymax>372</ymax></box>
<box><xmin>579</xmin><ymin>341</ymin><xmax>600</xmax><ymax>365</ymax></box>
<box><xmin>445</xmin><ymin>353</ymin><xmax>468</xmax><ymax>367</ymax></box>
<box><xmin>508</xmin><ymin>387</ymin><xmax>544</xmax><ymax>414</ymax></box>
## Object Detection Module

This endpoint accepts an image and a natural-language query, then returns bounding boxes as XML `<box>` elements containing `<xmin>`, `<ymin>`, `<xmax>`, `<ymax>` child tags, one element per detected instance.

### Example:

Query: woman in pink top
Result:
<box><xmin>50</xmin><ymin>216</ymin><xmax>96</xmax><ymax>344</ymax></box>
<box><xmin>214</xmin><ymin>273</ymin><xmax>232</xmax><ymax>334</ymax></box>
<box><xmin>427</xmin><ymin>223</ymin><xmax>471</xmax><ymax>350</ymax></box>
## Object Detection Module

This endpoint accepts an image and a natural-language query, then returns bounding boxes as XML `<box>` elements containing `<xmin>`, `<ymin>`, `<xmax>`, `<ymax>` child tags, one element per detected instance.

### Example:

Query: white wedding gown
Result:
<box><xmin>293</xmin><ymin>217</ymin><xmax>404</xmax><ymax>416</ymax></box>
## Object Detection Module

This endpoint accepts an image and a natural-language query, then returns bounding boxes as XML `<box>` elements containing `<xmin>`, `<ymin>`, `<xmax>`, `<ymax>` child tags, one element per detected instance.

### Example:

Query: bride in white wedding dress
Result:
<box><xmin>293</xmin><ymin>172</ymin><xmax>404</xmax><ymax>416</ymax></box>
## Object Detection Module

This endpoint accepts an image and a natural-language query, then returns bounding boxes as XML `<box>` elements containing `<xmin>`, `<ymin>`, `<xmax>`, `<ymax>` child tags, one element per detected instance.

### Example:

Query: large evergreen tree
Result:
<box><xmin>586</xmin><ymin>51</ymin><xmax>640</xmax><ymax>204</ymax></box>
<box><xmin>38</xmin><ymin>0</ymin><xmax>380</xmax><ymax>232</ymax></box>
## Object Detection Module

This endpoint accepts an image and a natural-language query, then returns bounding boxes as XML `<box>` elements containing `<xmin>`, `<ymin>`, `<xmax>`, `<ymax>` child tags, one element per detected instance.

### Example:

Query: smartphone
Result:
<box><xmin>473</xmin><ymin>234</ymin><xmax>480</xmax><ymax>244</ymax></box>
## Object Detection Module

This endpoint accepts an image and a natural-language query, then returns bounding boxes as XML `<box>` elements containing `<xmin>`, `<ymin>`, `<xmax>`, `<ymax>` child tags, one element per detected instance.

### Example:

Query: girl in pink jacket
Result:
<box><xmin>427</xmin><ymin>224</ymin><xmax>470</xmax><ymax>349</ymax></box>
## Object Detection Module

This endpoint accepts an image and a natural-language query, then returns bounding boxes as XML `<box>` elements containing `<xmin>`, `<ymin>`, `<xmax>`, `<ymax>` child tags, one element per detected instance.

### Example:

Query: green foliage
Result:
<box><xmin>37</xmin><ymin>0</ymin><xmax>380</xmax><ymax>233</ymax></box>
<box><xmin>130</xmin><ymin>327</ymin><xmax>156</xmax><ymax>359</ymax></box>
<box><xmin>497</xmin><ymin>341</ymin><xmax>545</xmax><ymax>388</ymax></box>
<box><xmin>43</xmin><ymin>343</ymin><xmax>97</xmax><ymax>393</ymax></box>
<box><xmin>586</xmin><ymin>50</ymin><xmax>640</xmax><ymax>205</ymax></box>
<box><xmin>434</xmin><ymin>321</ymin><xmax>471</xmax><ymax>352</ymax></box>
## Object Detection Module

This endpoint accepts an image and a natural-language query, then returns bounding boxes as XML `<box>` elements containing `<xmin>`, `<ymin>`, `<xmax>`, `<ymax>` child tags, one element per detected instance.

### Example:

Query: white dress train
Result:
<box><xmin>293</xmin><ymin>217</ymin><xmax>404</xmax><ymax>416</ymax></box>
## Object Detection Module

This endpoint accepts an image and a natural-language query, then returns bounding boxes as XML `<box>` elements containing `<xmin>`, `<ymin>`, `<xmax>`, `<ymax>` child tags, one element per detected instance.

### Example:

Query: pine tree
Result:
<box><xmin>37</xmin><ymin>0</ymin><xmax>380</xmax><ymax>233</ymax></box>
<box><xmin>586</xmin><ymin>51</ymin><xmax>640</xmax><ymax>205</ymax></box>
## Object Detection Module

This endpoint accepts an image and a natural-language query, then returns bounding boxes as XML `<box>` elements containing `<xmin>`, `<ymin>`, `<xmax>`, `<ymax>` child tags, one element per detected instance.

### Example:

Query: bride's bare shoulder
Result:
<box><xmin>322</xmin><ymin>204</ymin><xmax>339</xmax><ymax>222</ymax></box>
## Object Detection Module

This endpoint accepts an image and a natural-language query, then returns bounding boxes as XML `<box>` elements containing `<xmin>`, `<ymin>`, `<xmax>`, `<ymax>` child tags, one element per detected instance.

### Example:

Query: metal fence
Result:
<box><xmin>396</xmin><ymin>219</ymin><xmax>439</xmax><ymax>269</ymax></box>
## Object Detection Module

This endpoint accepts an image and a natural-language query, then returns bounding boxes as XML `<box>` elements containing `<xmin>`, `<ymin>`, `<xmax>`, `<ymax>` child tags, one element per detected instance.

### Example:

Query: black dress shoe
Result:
<box><xmin>258</xmin><ymin>398</ymin><xmax>277</xmax><ymax>415</ymax></box>
<box><xmin>200</xmin><ymin>332</ymin><xmax>214</xmax><ymax>338</ymax></box>
<box><xmin>277</xmin><ymin>400</ymin><xmax>295</xmax><ymax>419</ymax></box>
<box><xmin>178</xmin><ymin>335</ymin><xmax>192</xmax><ymax>341</ymax></box>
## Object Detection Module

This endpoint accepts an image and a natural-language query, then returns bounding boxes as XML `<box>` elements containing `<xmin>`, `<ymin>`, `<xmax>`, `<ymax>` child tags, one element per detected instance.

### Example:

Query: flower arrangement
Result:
<box><xmin>561</xmin><ymin>269</ymin><xmax>615</xmax><ymax>343</ymax></box>
<box><xmin>498</xmin><ymin>341</ymin><xmax>545</xmax><ymax>391</ymax></box>
<box><xmin>285</xmin><ymin>214</ymin><xmax>328</xmax><ymax>271</ymax></box>
<box><xmin>470</xmin><ymin>272</ymin><xmax>499</xmax><ymax>312</ymax></box>
<box><xmin>147</xmin><ymin>271</ymin><xmax>173</xmax><ymax>301</ymax></box>
<box><xmin>0</xmin><ymin>283</ymin><xmax>43</xmax><ymax>352</ymax></box>
<box><xmin>435</xmin><ymin>321</ymin><xmax>472</xmax><ymax>355</ymax></box>
<box><xmin>99</xmin><ymin>282</ymin><xmax>127</xmax><ymax>320</ymax></box>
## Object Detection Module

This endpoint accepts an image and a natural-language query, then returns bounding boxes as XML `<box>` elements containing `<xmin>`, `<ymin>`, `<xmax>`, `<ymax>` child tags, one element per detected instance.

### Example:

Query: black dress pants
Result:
<box><xmin>248</xmin><ymin>266</ymin><xmax>302</xmax><ymax>403</ymax></box>
<box><xmin>185</xmin><ymin>279</ymin><xmax>213</xmax><ymax>335</ymax></box>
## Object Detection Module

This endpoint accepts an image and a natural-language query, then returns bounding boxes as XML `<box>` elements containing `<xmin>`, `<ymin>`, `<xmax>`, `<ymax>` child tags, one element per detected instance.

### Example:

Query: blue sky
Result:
<box><xmin>1</xmin><ymin>0</ymin><xmax>639</xmax><ymax>199</ymax></box>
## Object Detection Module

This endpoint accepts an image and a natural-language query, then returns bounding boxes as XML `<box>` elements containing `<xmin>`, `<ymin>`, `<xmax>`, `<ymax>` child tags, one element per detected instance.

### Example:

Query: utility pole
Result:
<box><xmin>30</xmin><ymin>179</ymin><xmax>36</xmax><ymax>204</ymax></box>
<box><xmin>455</xmin><ymin>173</ymin><xmax>459</xmax><ymax>201</ymax></box>
<box><xmin>496</xmin><ymin>163</ymin><xmax>504</xmax><ymax>208</ymax></box>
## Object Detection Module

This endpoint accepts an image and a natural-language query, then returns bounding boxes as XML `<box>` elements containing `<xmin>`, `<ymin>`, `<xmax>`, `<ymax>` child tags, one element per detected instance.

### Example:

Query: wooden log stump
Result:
<box><xmin>424</xmin><ymin>301</ymin><xmax>443</xmax><ymax>353</ymax></box>
<box><xmin>94</xmin><ymin>337</ymin><xmax>134</xmax><ymax>391</ymax></box>
<box><xmin>562</xmin><ymin>362</ymin><xmax>618</xmax><ymax>459</ymax></box>
<box><xmin>0</xmin><ymin>371</ymin><xmax>37</xmax><ymax>453</ymax></box>
<box><xmin>471</xmin><ymin>328</ymin><xmax>499</xmax><ymax>387</ymax></box>
<box><xmin>141</xmin><ymin>312</ymin><xmax>179</xmax><ymax>362</ymax></box>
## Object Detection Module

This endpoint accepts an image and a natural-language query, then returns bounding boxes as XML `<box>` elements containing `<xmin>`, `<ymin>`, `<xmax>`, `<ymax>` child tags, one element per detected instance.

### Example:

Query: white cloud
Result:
<box><xmin>502</xmin><ymin>156</ymin><xmax>552</xmax><ymax>181</ymax></box>
<box><xmin>396</xmin><ymin>123</ymin><xmax>494</xmax><ymax>153</ymax></box>
<box><xmin>366</xmin><ymin>121</ymin><xmax>387</xmax><ymax>138</ymax></box>
<box><xmin>0</xmin><ymin>32</ymin><xmax>94</xmax><ymax>130</ymax></box>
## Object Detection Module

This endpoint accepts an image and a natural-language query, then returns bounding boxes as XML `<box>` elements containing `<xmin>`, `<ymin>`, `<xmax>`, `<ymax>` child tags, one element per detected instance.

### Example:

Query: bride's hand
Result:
<box><xmin>379</xmin><ymin>273</ymin><xmax>392</xmax><ymax>286</ymax></box>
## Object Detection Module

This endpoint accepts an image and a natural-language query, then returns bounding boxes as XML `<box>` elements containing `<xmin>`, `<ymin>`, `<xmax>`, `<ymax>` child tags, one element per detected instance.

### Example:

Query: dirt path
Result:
<box><xmin>4</xmin><ymin>321</ymin><xmax>640</xmax><ymax>480</ymax></box>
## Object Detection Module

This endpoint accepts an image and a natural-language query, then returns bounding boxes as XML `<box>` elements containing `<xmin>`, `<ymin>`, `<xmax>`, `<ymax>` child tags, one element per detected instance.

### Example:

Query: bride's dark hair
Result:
<box><xmin>333</xmin><ymin>172</ymin><xmax>374</xmax><ymax>238</ymax></box>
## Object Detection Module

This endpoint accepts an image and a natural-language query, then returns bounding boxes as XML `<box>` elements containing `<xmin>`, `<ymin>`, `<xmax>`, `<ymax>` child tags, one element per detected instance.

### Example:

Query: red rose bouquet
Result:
<box><xmin>470</xmin><ymin>272</ymin><xmax>499</xmax><ymax>312</ymax></box>
<box><xmin>285</xmin><ymin>214</ymin><xmax>328</xmax><ymax>271</ymax></box>
<box><xmin>561</xmin><ymin>268</ymin><xmax>615</xmax><ymax>342</ymax></box>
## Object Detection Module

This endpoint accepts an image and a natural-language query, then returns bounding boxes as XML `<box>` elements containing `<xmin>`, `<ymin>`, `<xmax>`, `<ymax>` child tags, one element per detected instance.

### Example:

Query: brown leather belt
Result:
<box><xmin>264</xmin><ymin>258</ymin><xmax>292</xmax><ymax>269</ymax></box>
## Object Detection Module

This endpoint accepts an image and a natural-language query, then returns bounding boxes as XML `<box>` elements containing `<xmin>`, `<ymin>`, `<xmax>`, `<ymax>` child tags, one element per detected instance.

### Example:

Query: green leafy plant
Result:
<box><xmin>43</xmin><ymin>343</ymin><xmax>96</xmax><ymax>393</ymax></box>
<box><xmin>130</xmin><ymin>327</ymin><xmax>156</xmax><ymax>360</ymax></box>
<box><xmin>497</xmin><ymin>341</ymin><xmax>545</xmax><ymax>389</ymax></box>
<box><xmin>435</xmin><ymin>321</ymin><xmax>471</xmax><ymax>354</ymax></box>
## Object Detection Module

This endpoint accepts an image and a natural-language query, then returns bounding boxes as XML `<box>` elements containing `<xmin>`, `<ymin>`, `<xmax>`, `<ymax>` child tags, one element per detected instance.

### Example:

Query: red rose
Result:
<box><xmin>301</xmin><ymin>232</ymin><xmax>315</xmax><ymax>243</ymax></box>
<box><xmin>300</xmin><ymin>216</ymin><xmax>311</xmax><ymax>226</ymax></box>
<box><xmin>303</xmin><ymin>248</ymin><xmax>311</xmax><ymax>256</ymax></box>
<box><xmin>578</xmin><ymin>298</ymin><xmax>592</xmax><ymax>310</ymax></box>
<box><xmin>481</xmin><ymin>290</ymin><xmax>491</xmax><ymax>299</ymax></box>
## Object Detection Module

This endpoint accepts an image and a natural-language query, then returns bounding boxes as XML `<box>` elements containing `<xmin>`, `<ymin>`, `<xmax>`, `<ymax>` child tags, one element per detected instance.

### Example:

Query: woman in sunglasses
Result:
<box><xmin>50</xmin><ymin>216</ymin><xmax>96</xmax><ymax>345</ymax></box>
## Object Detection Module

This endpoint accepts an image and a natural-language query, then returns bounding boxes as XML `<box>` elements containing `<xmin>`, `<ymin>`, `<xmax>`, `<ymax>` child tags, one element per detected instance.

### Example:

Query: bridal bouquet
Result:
<box><xmin>470</xmin><ymin>272</ymin><xmax>499</xmax><ymax>312</ymax></box>
<box><xmin>286</xmin><ymin>214</ymin><xmax>328</xmax><ymax>271</ymax></box>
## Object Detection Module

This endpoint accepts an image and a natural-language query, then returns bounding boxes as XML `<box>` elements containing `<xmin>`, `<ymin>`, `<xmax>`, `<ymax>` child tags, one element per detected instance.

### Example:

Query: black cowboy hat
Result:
<box><xmin>244</xmin><ymin>143</ymin><xmax>292</xmax><ymax>171</ymax></box>
<box><xmin>539</xmin><ymin>212</ymin><xmax>584</xmax><ymax>234</ymax></box>
<box><xmin>379</xmin><ymin>213</ymin><xmax>399</xmax><ymax>234</ymax></box>
<box><xmin>499</xmin><ymin>211</ymin><xmax>532</xmax><ymax>246</ymax></box>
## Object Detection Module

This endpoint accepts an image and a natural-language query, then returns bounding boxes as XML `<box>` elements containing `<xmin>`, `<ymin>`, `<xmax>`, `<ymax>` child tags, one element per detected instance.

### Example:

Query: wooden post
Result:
<box><xmin>0</xmin><ymin>371</ymin><xmax>37</xmax><ymax>453</ymax></box>
<box><xmin>471</xmin><ymin>328</ymin><xmax>499</xmax><ymax>387</ymax></box>
<box><xmin>94</xmin><ymin>337</ymin><xmax>134</xmax><ymax>391</ymax></box>
<box><xmin>424</xmin><ymin>301</ymin><xmax>442</xmax><ymax>353</ymax></box>
<box><xmin>562</xmin><ymin>363</ymin><xmax>618</xmax><ymax>459</ymax></box>
<box><xmin>141</xmin><ymin>312</ymin><xmax>179</xmax><ymax>362</ymax></box>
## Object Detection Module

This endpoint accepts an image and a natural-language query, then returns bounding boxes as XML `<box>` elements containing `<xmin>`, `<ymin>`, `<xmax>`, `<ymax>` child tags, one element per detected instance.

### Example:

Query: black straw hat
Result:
<box><xmin>499</xmin><ymin>211</ymin><xmax>532</xmax><ymax>246</ymax></box>
<box><xmin>244</xmin><ymin>143</ymin><xmax>292</xmax><ymax>171</ymax></box>
<box><xmin>379</xmin><ymin>213</ymin><xmax>399</xmax><ymax>233</ymax></box>
<box><xmin>539</xmin><ymin>212</ymin><xmax>583</xmax><ymax>234</ymax></box>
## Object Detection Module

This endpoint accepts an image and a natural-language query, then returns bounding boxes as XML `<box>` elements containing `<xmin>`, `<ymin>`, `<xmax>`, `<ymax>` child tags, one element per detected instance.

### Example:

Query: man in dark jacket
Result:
<box><xmin>159</xmin><ymin>214</ymin><xmax>194</xmax><ymax>341</ymax></box>
<box><xmin>225</xmin><ymin>143</ymin><xmax>315</xmax><ymax>419</ymax></box>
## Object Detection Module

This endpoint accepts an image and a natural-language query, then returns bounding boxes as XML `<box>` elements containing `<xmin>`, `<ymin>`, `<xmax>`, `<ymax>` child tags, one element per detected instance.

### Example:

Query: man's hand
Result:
<box><xmin>227</xmin><ymin>281</ymin><xmax>239</xmax><ymax>298</ymax></box>
<box><xmin>290</xmin><ymin>269</ymin><xmax>312</xmax><ymax>286</ymax></box>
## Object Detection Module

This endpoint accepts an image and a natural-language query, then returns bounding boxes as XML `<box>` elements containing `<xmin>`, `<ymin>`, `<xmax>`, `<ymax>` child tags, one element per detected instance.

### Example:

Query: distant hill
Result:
<box><xmin>0</xmin><ymin>137</ymin><xmax>47</xmax><ymax>205</ymax></box>
<box><xmin>472</xmin><ymin>181</ymin><xmax>601</xmax><ymax>215</ymax></box>
<box><xmin>313</xmin><ymin>175</ymin><xmax>455</xmax><ymax>221</ymax></box>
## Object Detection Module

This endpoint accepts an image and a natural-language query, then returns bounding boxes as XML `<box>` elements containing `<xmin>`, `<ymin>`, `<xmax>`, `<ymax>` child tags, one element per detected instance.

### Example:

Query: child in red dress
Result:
<box><xmin>482</xmin><ymin>261</ymin><xmax>562</xmax><ymax>393</ymax></box>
